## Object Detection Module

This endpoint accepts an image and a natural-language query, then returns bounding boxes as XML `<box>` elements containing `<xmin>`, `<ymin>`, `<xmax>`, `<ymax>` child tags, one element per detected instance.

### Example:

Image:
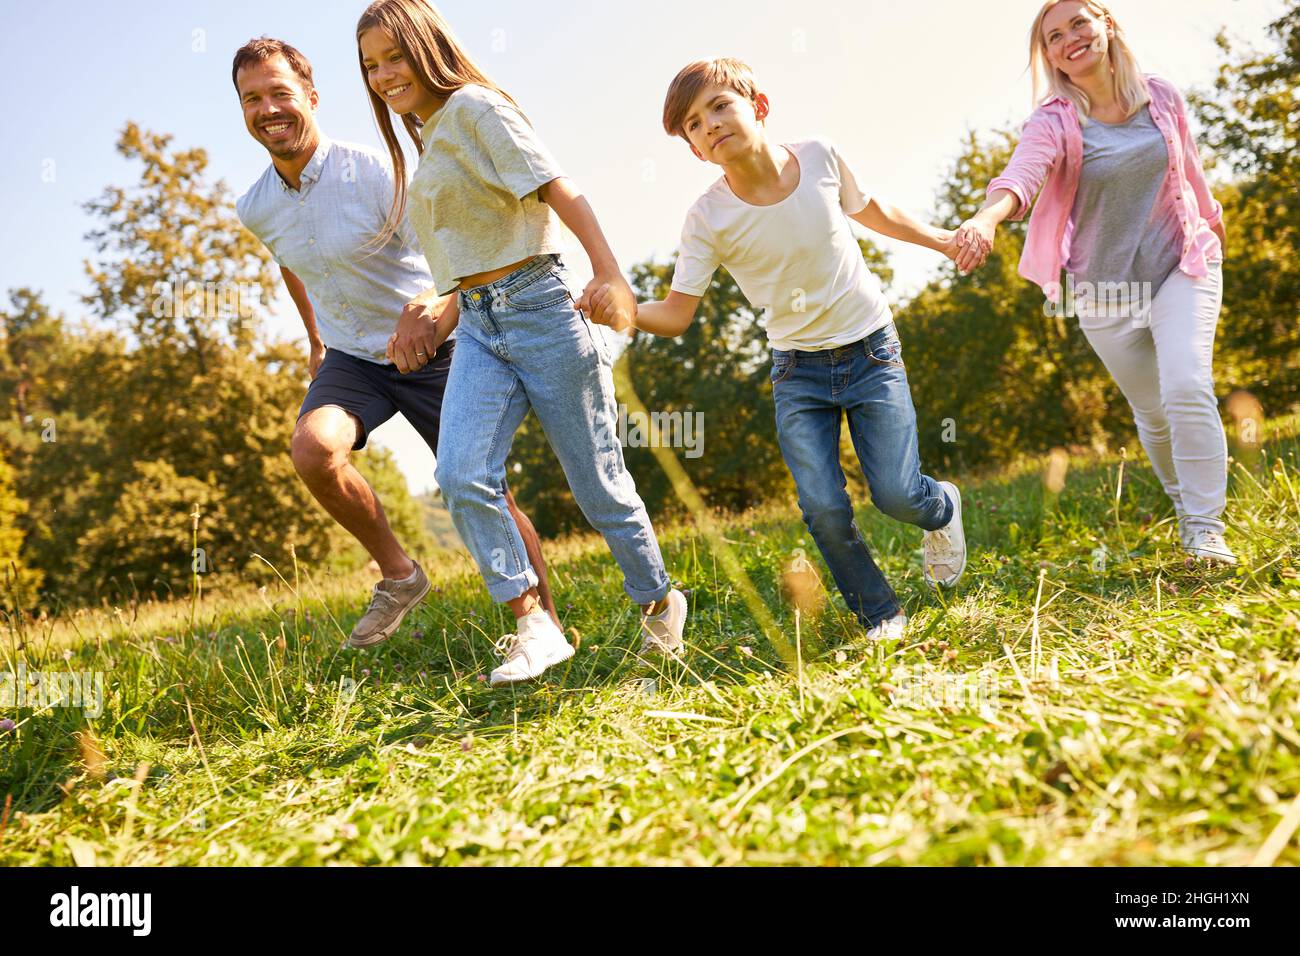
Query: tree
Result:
<box><xmin>70</xmin><ymin>459</ymin><xmax>226</xmax><ymax>602</ymax></box>
<box><xmin>0</xmin><ymin>288</ymin><xmax>63</xmax><ymax>604</ymax></box>
<box><xmin>4</xmin><ymin>126</ymin><xmax>428</xmax><ymax>606</ymax></box>
<box><xmin>81</xmin><ymin>123</ymin><xmax>272</xmax><ymax>373</ymax></box>
<box><xmin>1193</xmin><ymin>1</ymin><xmax>1300</xmax><ymax>406</ymax></box>
<box><xmin>0</xmin><ymin>450</ymin><xmax>41</xmax><ymax>610</ymax></box>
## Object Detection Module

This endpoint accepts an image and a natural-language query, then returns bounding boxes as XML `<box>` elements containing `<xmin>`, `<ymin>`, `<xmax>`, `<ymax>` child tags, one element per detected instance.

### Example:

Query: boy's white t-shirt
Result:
<box><xmin>670</xmin><ymin>136</ymin><xmax>893</xmax><ymax>352</ymax></box>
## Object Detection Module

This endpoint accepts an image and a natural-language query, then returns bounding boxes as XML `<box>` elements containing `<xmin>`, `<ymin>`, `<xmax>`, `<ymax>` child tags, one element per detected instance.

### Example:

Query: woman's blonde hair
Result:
<box><xmin>1028</xmin><ymin>0</ymin><xmax>1149</xmax><ymax>123</ymax></box>
<box><xmin>356</xmin><ymin>0</ymin><xmax>517</xmax><ymax>248</ymax></box>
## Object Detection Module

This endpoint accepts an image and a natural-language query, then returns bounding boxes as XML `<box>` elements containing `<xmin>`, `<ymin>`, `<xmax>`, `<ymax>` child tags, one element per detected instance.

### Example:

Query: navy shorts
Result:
<box><xmin>298</xmin><ymin>341</ymin><xmax>455</xmax><ymax>452</ymax></box>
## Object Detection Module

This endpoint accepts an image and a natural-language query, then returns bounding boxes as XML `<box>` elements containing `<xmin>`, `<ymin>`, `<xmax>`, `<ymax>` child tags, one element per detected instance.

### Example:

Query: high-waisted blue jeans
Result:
<box><xmin>435</xmin><ymin>255</ymin><xmax>670</xmax><ymax>606</ymax></box>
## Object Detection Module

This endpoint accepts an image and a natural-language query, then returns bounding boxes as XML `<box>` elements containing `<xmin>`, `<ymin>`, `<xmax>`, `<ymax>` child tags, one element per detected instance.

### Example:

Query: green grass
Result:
<box><xmin>2</xmin><ymin>418</ymin><xmax>1299</xmax><ymax>866</ymax></box>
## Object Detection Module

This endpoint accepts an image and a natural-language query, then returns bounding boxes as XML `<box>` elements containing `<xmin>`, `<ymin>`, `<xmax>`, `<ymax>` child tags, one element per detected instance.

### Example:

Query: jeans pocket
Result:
<box><xmin>867</xmin><ymin>326</ymin><xmax>904</xmax><ymax>368</ymax></box>
<box><xmin>582</xmin><ymin>314</ymin><xmax>613</xmax><ymax>367</ymax></box>
<box><xmin>502</xmin><ymin>268</ymin><xmax>573</xmax><ymax>312</ymax></box>
<box><xmin>771</xmin><ymin>355</ymin><xmax>795</xmax><ymax>385</ymax></box>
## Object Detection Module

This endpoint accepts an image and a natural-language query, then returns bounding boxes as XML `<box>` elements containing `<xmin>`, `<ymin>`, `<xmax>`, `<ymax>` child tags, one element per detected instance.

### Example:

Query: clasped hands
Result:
<box><xmin>387</xmin><ymin>297</ymin><xmax>441</xmax><ymax>374</ymax></box>
<box><xmin>575</xmin><ymin>273</ymin><xmax>637</xmax><ymax>334</ymax></box>
<box><xmin>944</xmin><ymin>214</ymin><xmax>998</xmax><ymax>276</ymax></box>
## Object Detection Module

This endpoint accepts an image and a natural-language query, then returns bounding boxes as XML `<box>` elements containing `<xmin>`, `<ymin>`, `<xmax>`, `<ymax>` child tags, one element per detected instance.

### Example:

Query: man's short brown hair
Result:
<box><xmin>662</xmin><ymin>57</ymin><xmax>761</xmax><ymax>140</ymax></box>
<box><xmin>232</xmin><ymin>37</ymin><xmax>315</xmax><ymax>95</ymax></box>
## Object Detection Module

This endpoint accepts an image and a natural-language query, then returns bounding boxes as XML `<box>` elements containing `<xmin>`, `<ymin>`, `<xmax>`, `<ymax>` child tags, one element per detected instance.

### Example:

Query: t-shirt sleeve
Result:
<box><xmin>670</xmin><ymin>205</ymin><xmax>720</xmax><ymax>296</ymax></box>
<box><xmin>474</xmin><ymin>104</ymin><xmax>566</xmax><ymax>201</ymax></box>
<box><xmin>824</xmin><ymin>139</ymin><xmax>871</xmax><ymax>215</ymax></box>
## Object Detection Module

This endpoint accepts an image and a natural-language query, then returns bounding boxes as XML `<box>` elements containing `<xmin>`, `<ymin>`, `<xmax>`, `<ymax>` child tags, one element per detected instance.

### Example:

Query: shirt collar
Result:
<box><xmin>276</xmin><ymin>135</ymin><xmax>332</xmax><ymax>192</ymax></box>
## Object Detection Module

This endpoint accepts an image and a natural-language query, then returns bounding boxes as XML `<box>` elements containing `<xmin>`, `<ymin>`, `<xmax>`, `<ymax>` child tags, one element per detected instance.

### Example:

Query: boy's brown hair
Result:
<box><xmin>662</xmin><ymin>57</ymin><xmax>761</xmax><ymax>141</ymax></box>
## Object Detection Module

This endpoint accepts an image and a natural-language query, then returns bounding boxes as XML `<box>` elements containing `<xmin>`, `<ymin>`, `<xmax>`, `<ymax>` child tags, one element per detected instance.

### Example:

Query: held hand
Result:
<box><xmin>936</xmin><ymin>229</ymin><xmax>963</xmax><ymax>269</ymax></box>
<box><xmin>953</xmin><ymin>216</ymin><xmax>996</xmax><ymax>275</ymax></box>
<box><xmin>308</xmin><ymin>340</ymin><xmax>327</xmax><ymax>381</ymax></box>
<box><xmin>577</xmin><ymin>274</ymin><xmax>636</xmax><ymax>334</ymax></box>
<box><xmin>387</xmin><ymin>298</ymin><xmax>440</xmax><ymax>374</ymax></box>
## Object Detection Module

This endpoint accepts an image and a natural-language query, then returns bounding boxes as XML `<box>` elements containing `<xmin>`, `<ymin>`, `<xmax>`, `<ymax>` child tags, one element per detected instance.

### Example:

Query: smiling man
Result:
<box><xmin>232</xmin><ymin>37</ymin><xmax>557</xmax><ymax>647</ymax></box>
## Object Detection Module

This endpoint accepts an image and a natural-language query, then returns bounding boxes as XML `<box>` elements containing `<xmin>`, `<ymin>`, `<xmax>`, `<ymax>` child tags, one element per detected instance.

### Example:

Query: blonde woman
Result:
<box><xmin>956</xmin><ymin>1</ymin><xmax>1236</xmax><ymax>565</ymax></box>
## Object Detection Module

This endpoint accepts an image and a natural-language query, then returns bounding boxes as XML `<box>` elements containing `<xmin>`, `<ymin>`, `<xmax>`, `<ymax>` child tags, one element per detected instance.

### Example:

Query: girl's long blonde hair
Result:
<box><xmin>356</xmin><ymin>0</ymin><xmax>517</xmax><ymax>248</ymax></box>
<box><xmin>1028</xmin><ymin>0</ymin><xmax>1150</xmax><ymax>123</ymax></box>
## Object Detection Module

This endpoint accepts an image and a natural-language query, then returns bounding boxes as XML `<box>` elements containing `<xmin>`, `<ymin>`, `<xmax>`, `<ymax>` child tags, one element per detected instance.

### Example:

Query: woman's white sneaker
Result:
<box><xmin>923</xmin><ymin>481</ymin><xmax>967</xmax><ymax>589</ymax></box>
<box><xmin>1184</xmin><ymin>529</ymin><xmax>1238</xmax><ymax>567</ymax></box>
<box><xmin>865</xmin><ymin>612</ymin><xmax>908</xmax><ymax>643</ymax></box>
<box><xmin>489</xmin><ymin>611</ymin><xmax>575</xmax><ymax>686</ymax></box>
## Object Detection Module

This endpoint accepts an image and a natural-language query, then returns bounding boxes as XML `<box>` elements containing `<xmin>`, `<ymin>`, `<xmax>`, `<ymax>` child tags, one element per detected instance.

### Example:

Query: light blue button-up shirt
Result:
<box><xmin>237</xmin><ymin>136</ymin><xmax>438</xmax><ymax>364</ymax></box>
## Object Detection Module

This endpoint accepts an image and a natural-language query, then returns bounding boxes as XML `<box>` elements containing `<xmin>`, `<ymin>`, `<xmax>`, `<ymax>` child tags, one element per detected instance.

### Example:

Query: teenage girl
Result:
<box><xmin>356</xmin><ymin>0</ymin><xmax>689</xmax><ymax>685</ymax></box>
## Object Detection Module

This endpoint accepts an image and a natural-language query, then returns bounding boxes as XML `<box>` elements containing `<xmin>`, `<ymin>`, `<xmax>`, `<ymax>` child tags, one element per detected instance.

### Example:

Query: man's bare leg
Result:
<box><xmin>504</xmin><ymin>488</ymin><xmax>560</xmax><ymax>628</ymax></box>
<box><xmin>291</xmin><ymin>406</ymin><xmax>415</xmax><ymax>581</ymax></box>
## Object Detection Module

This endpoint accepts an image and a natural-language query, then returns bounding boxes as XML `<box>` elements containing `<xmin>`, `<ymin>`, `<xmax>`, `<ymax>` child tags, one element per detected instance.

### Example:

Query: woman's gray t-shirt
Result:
<box><xmin>1066</xmin><ymin>105</ymin><xmax>1184</xmax><ymax>311</ymax></box>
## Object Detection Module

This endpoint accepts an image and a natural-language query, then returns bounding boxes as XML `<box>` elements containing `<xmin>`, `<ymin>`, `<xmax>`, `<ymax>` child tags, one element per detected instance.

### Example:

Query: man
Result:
<box><xmin>232</xmin><ymin>36</ymin><xmax>557</xmax><ymax>648</ymax></box>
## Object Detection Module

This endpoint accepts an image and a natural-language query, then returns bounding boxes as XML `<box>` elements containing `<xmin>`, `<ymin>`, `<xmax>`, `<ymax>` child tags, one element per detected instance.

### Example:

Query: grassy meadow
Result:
<box><xmin>1</xmin><ymin>418</ymin><xmax>1298</xmax><ymax>866</ymax></box>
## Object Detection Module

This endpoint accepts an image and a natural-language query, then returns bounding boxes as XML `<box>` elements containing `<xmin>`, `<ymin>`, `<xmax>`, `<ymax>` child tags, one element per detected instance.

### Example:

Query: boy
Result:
<box><xmin>587</xmin><ymin>58</ymin><xmax>974</xmax><ymax>641</ymax></box>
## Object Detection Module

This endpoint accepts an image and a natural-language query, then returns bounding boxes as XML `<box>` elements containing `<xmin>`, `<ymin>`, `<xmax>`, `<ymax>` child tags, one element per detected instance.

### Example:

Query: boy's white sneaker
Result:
<box><xmin>923</xmin><ymin>481</ymin><xmax>967</xmax><ymax>589</ymax></box>
<box><xmin>865</xmin><ymin>612</ymin><xmax>908</xmax><ymax>643</ymax></box>
<box><xmin>640</xmin><ymin>588</ymin><xmax>688</xmax><ymax>658</ymax></box>
<box><xmin>1184</xmin><ymin>529</ymin><xmax>1238</xmax><ymax>567</ymax></box>
<box><xmin>489</xmin><ymin>611</ymin><xmax>575</xmax><ymax>687</ymax></box>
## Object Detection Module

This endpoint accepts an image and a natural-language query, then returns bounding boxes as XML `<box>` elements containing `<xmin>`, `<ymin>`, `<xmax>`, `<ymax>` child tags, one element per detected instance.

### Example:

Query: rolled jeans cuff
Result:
<box><xmin>624</xmin><ymin>579</ymin><xmax>670</xmax><ymax>606</ymax></box>
<box><xmin>487</xmin><ymin>566</ymin><xmax>540</xmax><ymax>604</ymax></box>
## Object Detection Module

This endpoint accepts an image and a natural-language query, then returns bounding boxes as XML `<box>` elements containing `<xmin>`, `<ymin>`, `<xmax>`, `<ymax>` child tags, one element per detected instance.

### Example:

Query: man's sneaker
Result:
<box><xmin>923</xmin><ymin>481</ymin><xmax>967</xmax><ymax>589</ymax></box>
<box><xmin>345</xmin><ymin>562</ymin><xmax>431</xmax><ymax>648</ymax></box>
<box><xmin>489</xmin><ymin>611</ymin><xmax>575</xmax><ymax>687</ymax></box>
<box><xmin>1184</xmin><ymin>529</ymin><xmax>1238</xmax><ymax>567</ymax></box>
<box><xmin>640</xmin><ymin>589</ymin><xmax>688</xmax><ymax>659</ymax></box>
<box><xmin>865</xmin><ymin>611</ymin><xmax>908</xmax><ymax>643</ymax></box>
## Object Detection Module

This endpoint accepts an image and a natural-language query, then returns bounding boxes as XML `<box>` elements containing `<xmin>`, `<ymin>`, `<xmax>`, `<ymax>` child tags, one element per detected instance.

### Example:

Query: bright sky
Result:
<box><xmin>0</xmin><ymin>0</ymin><xmax>1284</xmax><ymax>493</ymax></box>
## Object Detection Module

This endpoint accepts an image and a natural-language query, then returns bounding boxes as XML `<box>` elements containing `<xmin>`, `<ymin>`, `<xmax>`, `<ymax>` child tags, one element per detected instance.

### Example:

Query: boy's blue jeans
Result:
<box><xmin>435</xmin><ymin>255</ymin><xmax>671</xmax><ymax>606</ymax></box>
<box><xmin>771</xmin><ymin>322</ymin><xmax>953</xmax><ymax>629</ymax></box>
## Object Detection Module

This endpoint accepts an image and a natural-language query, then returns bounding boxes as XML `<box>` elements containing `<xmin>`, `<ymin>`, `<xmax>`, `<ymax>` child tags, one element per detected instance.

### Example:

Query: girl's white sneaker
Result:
<box><xmin>489</xmin><ymin>611</ymin><xmax>575</xmax><ymax>686</ymax></box>
<box><xmin>640</xmin><ymin>588</ymin><xmax>688</xmax><ymax>659</ymax></box>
